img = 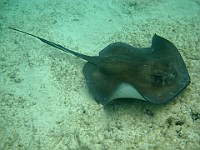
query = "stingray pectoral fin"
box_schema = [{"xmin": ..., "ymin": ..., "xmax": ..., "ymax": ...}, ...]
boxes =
[
  {"xmin": 83, "ymin": 62, "xmax": 120, "ymax": 106},
  {"xmin": 131, "ymin": 34, "xmax": 191, "ymax": 104}
]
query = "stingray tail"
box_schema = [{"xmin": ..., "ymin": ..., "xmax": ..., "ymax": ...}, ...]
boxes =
[{"xmin": 9, "ymin": 27, "xmax": 94, "ymax": 62}]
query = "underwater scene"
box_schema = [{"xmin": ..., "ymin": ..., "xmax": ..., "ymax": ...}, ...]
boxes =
[{"xmin": 0, "ymin": 0, "xmax": 200, "ymax": 149}]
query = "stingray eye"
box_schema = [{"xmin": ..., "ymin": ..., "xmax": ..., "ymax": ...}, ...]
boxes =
[{"xmin": 152, "ymin": 74, "xmax": 164, "ymax": 84}]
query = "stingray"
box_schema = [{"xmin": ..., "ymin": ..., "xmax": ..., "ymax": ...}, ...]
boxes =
[{"xmin": 9, "ymin": 27, "xmax": 190, "ymax": 106}]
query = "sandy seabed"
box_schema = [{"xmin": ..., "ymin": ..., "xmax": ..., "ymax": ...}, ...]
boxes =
[{"xmin": 0, "ymin": 0, "xmax": 200, "ymax": 149}]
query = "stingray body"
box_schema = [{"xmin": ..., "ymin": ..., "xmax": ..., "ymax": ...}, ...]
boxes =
[{"xmin": 9, "ymin": 27, "xmax": 190, "ymax": 106}]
